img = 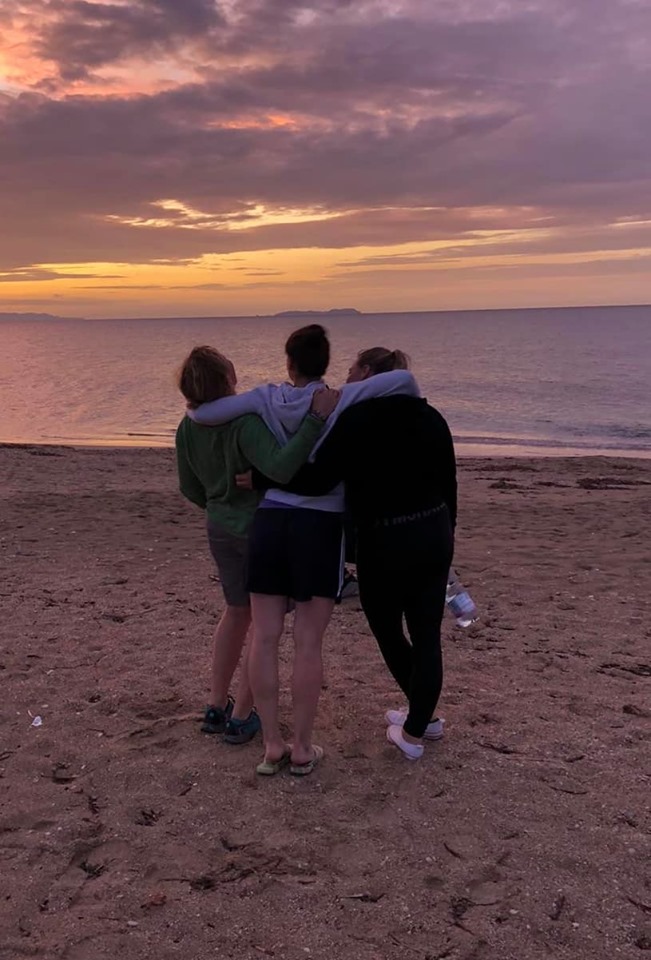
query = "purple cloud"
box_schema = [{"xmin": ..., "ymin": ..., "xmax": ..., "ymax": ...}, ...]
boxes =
[
  {"xmin": 36, "ymin": 0, "xmax": 224, "ymax": 80},
  {"xmin": 0, "ymin": 0, "xmax": 649, "ymax": 287},
  {"xmin": 0, "ymin": 267, "xmax": 125, "ymax": 282}
]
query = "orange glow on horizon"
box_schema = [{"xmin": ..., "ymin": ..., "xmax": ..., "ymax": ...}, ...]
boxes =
[{"xmin": 2, "ymin": 230, "xmax": 651, "ymax": 318}]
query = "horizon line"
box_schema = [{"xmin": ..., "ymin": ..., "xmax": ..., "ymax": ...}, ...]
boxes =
[{"xmin": 2, "ymin": 301, "xmax": 650, "ymax": 322}]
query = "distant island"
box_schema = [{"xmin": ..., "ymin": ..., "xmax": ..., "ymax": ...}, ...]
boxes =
[
  {"xmin": 273, "ymin": 308, "xmax": 362, "ymax": 318},
  {"xmin": 0, "ymin": 312, "xmax": 78, "ymax": 321}
]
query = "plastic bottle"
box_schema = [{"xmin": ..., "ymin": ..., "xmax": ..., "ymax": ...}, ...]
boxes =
[{"xmin": 446, "ymin": 570, "xmax": 479, "ymax": 627}]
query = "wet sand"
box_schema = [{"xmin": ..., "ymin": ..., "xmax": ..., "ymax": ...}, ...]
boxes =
[{"xmin": 1, "ymin": 445, "xmax": 649, "ymax": 960}]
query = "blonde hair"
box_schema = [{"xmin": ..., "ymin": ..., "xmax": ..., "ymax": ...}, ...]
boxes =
[
  {"xmin": 357, "ymin": 346, "xmax": 410, "ymax": 375},
  {"xmin": 178, "ymin": 345, "xmax": 234, "ymax": 409}
]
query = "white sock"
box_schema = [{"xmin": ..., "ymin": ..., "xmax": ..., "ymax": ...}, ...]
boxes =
[{"xmin": 386, "ymin": 724, "xmax": 424, "ymax": 760}]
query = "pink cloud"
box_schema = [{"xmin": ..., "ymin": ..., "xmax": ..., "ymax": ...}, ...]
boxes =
[{"xmin": 0, "ymin": 0, "xmax": 649, "ymax": 284}]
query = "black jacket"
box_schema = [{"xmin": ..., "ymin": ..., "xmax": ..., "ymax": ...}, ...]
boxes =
[{"xmin": 261, "ymin": 395, "xmax": 457, "ymax": 528}]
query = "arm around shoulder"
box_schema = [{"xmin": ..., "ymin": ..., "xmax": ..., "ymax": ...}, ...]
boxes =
[
  {"xmin": 271, "ymin": 410, "xmax": 351, "ymax": 496},
  {"xmin": 339, "ymin": 370, "xmax": 420, "ymax": 407},
  {"xmin": 188, "ymin": 388, "xmax": 264, "ymax": 426},
  {"xmin": 237, "ymin": 413, "xmax": 323, "ymax": 485}
]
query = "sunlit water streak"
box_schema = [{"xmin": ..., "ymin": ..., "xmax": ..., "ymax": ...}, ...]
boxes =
[{"xmin": 1, "ymin": 305, "xmax": 649, "ymax": 457}]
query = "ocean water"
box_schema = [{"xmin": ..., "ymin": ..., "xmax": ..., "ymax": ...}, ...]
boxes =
[{"xmin": 1, "ymin": 305, "xmax": 650, "ymax": 457}]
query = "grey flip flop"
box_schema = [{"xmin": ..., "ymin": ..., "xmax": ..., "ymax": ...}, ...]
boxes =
[
  {"xmin": 290, "ymin": 745, "xmax": 324, "ymax": 777},
  {"xmin": 255, "ymin": 750, "xmax": 291, "ymax": 777}
]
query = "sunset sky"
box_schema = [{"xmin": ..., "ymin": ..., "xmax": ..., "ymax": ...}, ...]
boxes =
[{"xmin": 1, "ymin": 0, "xmax": 650, "ymax": 318}]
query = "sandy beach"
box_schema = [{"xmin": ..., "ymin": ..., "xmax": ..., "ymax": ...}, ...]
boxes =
[{"xmin": 1, "ymin": 444, "xmax": 649, "ymax": 960}]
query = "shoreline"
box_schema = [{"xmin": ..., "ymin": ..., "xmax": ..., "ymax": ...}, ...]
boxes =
[{"xmin": 2, "ymin": 438, "xmax": 649, "ymax": 460}]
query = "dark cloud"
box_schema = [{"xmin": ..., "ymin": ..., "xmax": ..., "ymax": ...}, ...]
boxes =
[
  {"xmin": 76, "ymin": 283, "xmax": 166, "ymax": 290},
  {"xmin": 336, "ymin": 221, "xmax": 651, "ymax": 267},
  {"xmin": 0, "ymin": 0, "xmax": 649, "ymax": 286},
  {"xmin": 76, "ymin": 279, "xmax": 304, "ymax": 291},
  {"xmin": 327, "ymin": 254, "xmax": 651, "ymax": 287},
  {"xmin": 36, "ymin": 0, "xmax": 224, "ymax": 81},
  {"xmin": 0, "ymin": 267, "xmax": 125, "ymax": 282}
]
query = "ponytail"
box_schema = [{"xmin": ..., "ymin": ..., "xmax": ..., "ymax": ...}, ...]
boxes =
[{"xmin": 357, "ymin": 346, "xmax": 410, "ymax": 375}]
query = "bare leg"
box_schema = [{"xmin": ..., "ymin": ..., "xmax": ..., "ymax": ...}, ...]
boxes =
[
  {"xmin": 209, "ymin": 605, "xmax": 251, "ymax": 708},
  {"xmin": 291, "ymin": 598, "xmax": 334, "ymax": 765},
  {"xmin": 231, "ymin": 638, "xmax": 255, "ymax": 720},
  {"xmin": 249, "ymin": 594, "xmax": 287, "ymax": 762}
]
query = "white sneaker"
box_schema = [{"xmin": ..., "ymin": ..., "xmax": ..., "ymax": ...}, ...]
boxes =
[
  {"xmin": 386, "ymin": 724, "xmax": 424, "ymax": 760},
  {"xmin": 384, "ymin": 709, "xmax": 445, "ymax": 741}
]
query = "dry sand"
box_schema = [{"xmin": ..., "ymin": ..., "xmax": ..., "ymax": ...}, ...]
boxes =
[{"xmin": 1, "ymin": 445, "xmax": 649, "ymax": 960}]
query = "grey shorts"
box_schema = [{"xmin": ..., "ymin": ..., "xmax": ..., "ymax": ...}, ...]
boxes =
[{"xmin": 206, "ymin": 518, "xmax": 250, "ymax": 608}]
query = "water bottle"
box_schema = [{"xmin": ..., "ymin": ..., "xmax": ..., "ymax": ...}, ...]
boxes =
[{"xmin": 446, "ymin": 570, "xmax": 478, "ymax": 627}]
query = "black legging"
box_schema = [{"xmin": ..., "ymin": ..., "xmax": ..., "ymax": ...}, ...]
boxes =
[{"xmin": 356, "ymin": 507, "xmax": 453, "ymax": 738}]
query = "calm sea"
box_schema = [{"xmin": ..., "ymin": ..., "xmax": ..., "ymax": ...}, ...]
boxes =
[{"xmin": 1, "ymin": 305, "xmax": 650, "ymax": 457}]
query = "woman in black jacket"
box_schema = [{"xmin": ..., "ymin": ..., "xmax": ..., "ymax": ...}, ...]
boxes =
[{"xmin": 252, "ymin": 347, "xmax": 456, "ymax": 761}]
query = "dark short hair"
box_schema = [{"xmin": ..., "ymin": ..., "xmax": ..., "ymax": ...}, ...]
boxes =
[{"xmin": 285, "ymin": 324, "xmax": 330, "ymax": 378}]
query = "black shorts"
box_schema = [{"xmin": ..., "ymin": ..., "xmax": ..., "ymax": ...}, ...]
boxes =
[{"xmin": 247, "ymin": 506, "xmax": 344, "ymax": 602}]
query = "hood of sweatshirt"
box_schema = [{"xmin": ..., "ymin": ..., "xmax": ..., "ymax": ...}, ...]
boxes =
[{"xmin": 263, "ymin": 380, "xmax": 324, "ymax": 434}]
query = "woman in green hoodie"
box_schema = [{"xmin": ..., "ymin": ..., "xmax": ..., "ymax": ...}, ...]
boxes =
[{"xmin": 175, "ymin": 345, "xmax": 338, "ymax": 745}]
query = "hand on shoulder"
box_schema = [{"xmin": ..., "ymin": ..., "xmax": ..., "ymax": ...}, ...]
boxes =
[{"xmin": 310, "ymin": 387, "xmax": 340, "ymax": 420}]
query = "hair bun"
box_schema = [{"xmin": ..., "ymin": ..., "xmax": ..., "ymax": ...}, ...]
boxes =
[{"xmin": 303, "ymin": 323, "xmax": 327, "ymax": 340}]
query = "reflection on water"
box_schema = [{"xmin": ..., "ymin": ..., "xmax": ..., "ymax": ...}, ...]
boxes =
[{"xmin": 1, "ymin": 306, "xmax": 650, "ymax": 457}]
